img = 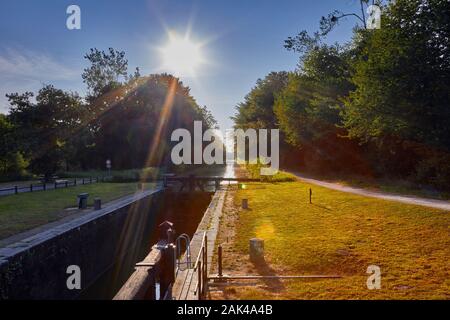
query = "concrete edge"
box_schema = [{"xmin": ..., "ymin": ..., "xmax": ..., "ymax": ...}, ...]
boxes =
[{"xmin": 172, "ymin": 186, "xmax": 227, "ymax": 300}]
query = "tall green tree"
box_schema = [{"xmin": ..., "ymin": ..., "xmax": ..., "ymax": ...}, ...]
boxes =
[
  {"xmin": 7, "ymin": 85, "xmax": 85, "ymax": 178},
  {"xmin": 0, "ymin": 114, "xmax": 28, "ymax": 179},
  {"xmin": 342, "ymin": 0, "xmax": 450, "ymax": 179},
  {"xmin": 92, "ymin": 74, "xmax": 217, "ymax": 169},
  {"xmin": 232, "ymin": 71, "xmax": 289, "ymax": 130},
  {"xmin": 82, "ymin": 48, "xmax": 129, "ymax": 101},
  {"xmin": 343, "ymin": 0, "xmax": 450, "ymax": 147}
]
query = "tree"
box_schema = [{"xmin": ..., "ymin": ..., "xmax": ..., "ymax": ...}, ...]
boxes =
[
  {"xmin": 92, "ymin": 74, "xmax": 217, "ymax": 169},
  {"xmin": 342, "ymin": 0, "xmax": 450, "ymax": 179},
  {"xmin": 285, "ymin": 0, "xmax": 386, "ymax": 54},
  {"xmin": 7, "ymin": 85, "xmax": 85, "ymax": 179},
  {"xmin": 232, "ymin": 71, "xmax": 289, "ymax": 130},
  {"xmin": 0, "ymin": 114, "xmax": 29, "ymax": 179},
  {"xmin": 82, "ymin": 48, "xmax": 129, "ymax": 101}
]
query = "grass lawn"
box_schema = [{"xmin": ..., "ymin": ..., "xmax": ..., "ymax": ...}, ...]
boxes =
[
  {"xmin": 300, "ymin": 173, "xmax": 450, "ymax": 200},
  {"xmin": 0, "ymin": 182, "xmax": 156, "ymax": 240},
  {"xmin": 211, "ymin": 179, "xmax": 450, "ymax": 300}
]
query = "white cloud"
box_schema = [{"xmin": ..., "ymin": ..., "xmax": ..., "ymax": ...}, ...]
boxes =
[
  {"xmin": 0, "ymin": 48, "xmax": 78, "ymax": 81},
  {"xmin": 0, "ymin": 48, "xmax": 80, "ymax": 113}
]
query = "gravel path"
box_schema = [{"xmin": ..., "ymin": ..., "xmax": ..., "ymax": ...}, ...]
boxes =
[{"xmin": 293, "ymin": 173, "xmax": 450, "ymax": 211}]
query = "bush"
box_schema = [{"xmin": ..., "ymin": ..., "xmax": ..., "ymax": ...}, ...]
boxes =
[
  {"xmin": 58, "ymin": 167, "xmax": 162, "ymax": 182},
  {"xmin": 246, "ymin": 163, "xmax": 297, "ymax": 182},
  {"xmin": 0, "ymin": 152, "xmax": 32, "ymax": 182},
  {"xmin": 415, "ymin": 154, "xmax": 450, "ymax": 190}
]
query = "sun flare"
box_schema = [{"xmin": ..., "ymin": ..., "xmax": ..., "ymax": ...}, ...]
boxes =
[{"xmin": 159, "ymin": 32, "xmax": 205, "ymax": 77}]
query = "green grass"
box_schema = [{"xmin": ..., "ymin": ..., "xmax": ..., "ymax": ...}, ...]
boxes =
[
  {"xmin": 0, "ymin": 182, "xmax": 156, "ymax": 240},
  {"xmin": 226, "ymin": 181, "xmax": 449, "ymax": 299}
]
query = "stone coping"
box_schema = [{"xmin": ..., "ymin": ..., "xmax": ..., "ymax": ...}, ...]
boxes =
[{"xmin": 172, "ymin": 186, "xmax": 227, "ymax": 300}]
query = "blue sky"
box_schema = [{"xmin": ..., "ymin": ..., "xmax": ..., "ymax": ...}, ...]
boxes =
[{"xmin": 0, "ymin": 0, "xmax": 362, "ymax": 129}]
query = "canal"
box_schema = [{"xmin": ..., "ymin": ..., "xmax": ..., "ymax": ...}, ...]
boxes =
[{"xmin": 79, "ymin": 191, "xmax": 213, "ymax": 300}]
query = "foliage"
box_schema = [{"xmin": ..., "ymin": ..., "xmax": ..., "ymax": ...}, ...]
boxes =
[
  {"xmin": 1, "ymin": 48, "xmax": 217, "ymax": 180},
  {"xmin": 6, "ymin": 85, "xmax": 84, "ymax": 179},
  {"xmin": 91, "ymin": 74, "xmax": 216, "ymax": 169},
  {"xmin": 232, "ymin": 71, "xmax": 289, "ymax": 130},
  {"xmin": 58, "ymin": 167, "xmax": 161, "ymax": 182},
  {"xmin": 82, "ymin": 48, "xmax": 129, "ymax": 101},
  {"xmin": 235, "ymin": 0, "xmax": 450, "ymax": 188},
  {"xmin": 342, "ymin": 0, "xmax": 450, "ymax": 149},
  {"xmin": 245, "ymin": 163, "xmax": 297, "ymax": 182},
  {"xmin": 0, "ymin": 115, "xmax": 28, "ymax": 179}
]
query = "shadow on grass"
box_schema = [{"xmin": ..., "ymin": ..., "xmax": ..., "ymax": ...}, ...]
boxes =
[
  {"xmin": 252, "ymin": 257, "xmax": 285, "ymax": 292},
  {"xmin": 311, "ymin": 203, "xmax": 332, "ymax": 211}
]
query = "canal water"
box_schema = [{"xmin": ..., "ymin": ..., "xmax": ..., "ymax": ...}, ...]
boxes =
[{"xmin": 79, "ymin": 191, "xmax": 213, "ymax": 300}]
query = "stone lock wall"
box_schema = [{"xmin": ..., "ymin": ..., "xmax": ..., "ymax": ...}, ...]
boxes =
[{"xmin": 0, "ymin": 189, "xmax": 163, "ymax": 300}]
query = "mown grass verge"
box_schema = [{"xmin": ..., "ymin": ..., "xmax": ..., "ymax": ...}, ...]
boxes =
[
  {"xmin": 0, "ymin": 182, "xmax": 156, "ymax": 240},
  {"xmin": 216, "ymin": 180, "xmax": 449, "ymax": 299}
]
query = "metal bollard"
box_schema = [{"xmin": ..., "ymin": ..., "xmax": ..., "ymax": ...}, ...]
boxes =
[
  {"xmin": 249, "ymin": 238, "xmax": 264, "ymax": 262},
  {"xmin": 242, "ymin": 199, "xmax": 248, "ymax": 209},
  {"xmin": 94, "ymin": 198, "xmax": 101, "ymax": 210},
  {"xmin": 77, "ymin": 193, "xmax": 89, "ymax": 209}
]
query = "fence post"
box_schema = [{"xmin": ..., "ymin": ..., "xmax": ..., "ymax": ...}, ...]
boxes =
[
  {"xmin": 215, "ymin": 179, "xmax": 220, "ymax": 191},
  {"xmin": 189, "ymin": 174, "xmax": 195, "ymax": 192},
  {"xmin": 158, "ymin": 221, "xmax": 175, "ymax": 299},
  {"xmin": 74, "ymin": 179, "xmax": 77, "ymax": 186},
  {"xmin": 54, "ymin": 182, "xmax": 57, "ymax": 190},
  {"xmin": 65, "ymin": 181, "xmax": 68, "ymax": 188},
  {"xmin": 197, "ymin": 261, "xmax": 202, "ymax": 300},
  {"xmin": 43, "ymin": 183, "xmax": 46, "ymax": 191},
  {"xmin": 90, "ymin": 177, "xmax": 92, "ymax": 184},
  {"xmin": 202, "ymin": 246, "xmax": 207, "ymax": 297},
  {"xmin": 15, "ymin": 186, "xmax": 18, "ymax": 194},
  {"xmin": 204, "ymin": 235, "xmax": 208, "ymax": 294},
  {"xmin": 218, "ymin": 245, "xmax": 223, "ymax": 278},
  {"xmin": 82, "ymin": 178, "xmax": 84, "ymax": 185},
  {"xmin": 30, "ymin": 184, "xmax": 33, "ymax": 192}
]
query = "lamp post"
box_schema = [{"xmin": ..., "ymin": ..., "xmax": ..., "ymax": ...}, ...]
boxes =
[{"xmin": 106, "ymin": 159, "xmax": 111, "ymax": 177}]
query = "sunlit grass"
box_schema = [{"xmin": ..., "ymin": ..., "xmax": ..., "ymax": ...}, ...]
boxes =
[
  {"xmin": 244, "ymin": 164, "xmax": 297, "ymax": 182},
  {"xmin": 224, "ymin": 181, "xmax": 449, "ymax": 299},
  {"xmin": 0, "ymin": 182, "xmax": 155, "ymax": 241}
]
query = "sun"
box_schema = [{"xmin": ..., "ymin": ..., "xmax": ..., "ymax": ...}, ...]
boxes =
[{"xmin": 159, "ymin": 32, "xmax": 205, "ymax": 77}]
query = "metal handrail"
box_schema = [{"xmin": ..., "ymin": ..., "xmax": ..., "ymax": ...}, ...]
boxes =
[
  {"xmin": 192, "ymin": 232, "xmax": 208, "ymax": 300},
  {"xmin": 193, "ymin": 232, "xmax": 207, "ymax": 270},
  {"xmin": 176, "ymin": 233, "xmax": 192, "ymax": 271}
]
